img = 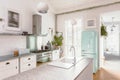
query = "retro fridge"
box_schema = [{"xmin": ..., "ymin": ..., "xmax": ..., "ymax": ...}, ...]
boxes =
[{"xmin": 81, "ymin": 30, "xmax": 98, "ymax": 73}]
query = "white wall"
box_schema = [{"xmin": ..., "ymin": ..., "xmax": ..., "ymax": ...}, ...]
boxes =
[
  {"xmin": 0, "ymin": 0, "xmax": 33, "ymax": 34},
  {"xmin": 0, "ymin": 0, "xmax": 55, "ymax": 56},
  {"xmin": 40, "ymin": 12, "xmax": 55, "ymax": 45},
  {"xmin": 0, "ymin": 36, "xmax": 26, "ymax": 56},
  {"xmin": 57, "ymin": 3, "xmax": 120, "ymax": 32},
  {"xmin": 0, "ymin": 0, "xmax": 33, "ymax": 56},
  {"xmin": 57, "ymin": 3, "xmax": 120, "ymax": 62}
]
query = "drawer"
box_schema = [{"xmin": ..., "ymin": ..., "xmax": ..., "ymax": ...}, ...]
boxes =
[
  {"xmin": 0, "ymin": 64, "xmax": 18, "ymax": 71},
  {"xmin": 20, "ymin": 62, "xmax": 36, "ymax": 72},
  {"xmin": 20, "ymin": 55, "xmax": 36, "ymax": 64},
  {"xmin": 0, "ymin": 58, "xmax": 18, "ymax": 69}
]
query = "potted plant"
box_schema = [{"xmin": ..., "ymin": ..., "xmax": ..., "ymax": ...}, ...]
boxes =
[
  {"xmin": 101, "ymin": 23, "xmax": 108, "ymax": 37},
  {"xmin": 51, "ymin": 32, "xmax": 63, "ymax": 59},
  {"xmin": 52, "ymin": 32, "xmax": 63, "ymax": 49}
]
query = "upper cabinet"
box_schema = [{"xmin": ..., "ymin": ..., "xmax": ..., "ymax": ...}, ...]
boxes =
[
  {"xmin": 33, "ymin": 14, "xmax": 48, "ymax": 36},
  {"xmin": 41, "ymin": 14, "xmax": 49, "ymax": 36}
]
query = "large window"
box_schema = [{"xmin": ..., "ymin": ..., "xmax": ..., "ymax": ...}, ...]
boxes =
[{"xmin": 65, "ymin": 19, "xmax": 82, "ymax": 57}]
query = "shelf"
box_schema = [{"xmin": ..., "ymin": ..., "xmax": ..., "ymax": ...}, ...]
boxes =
[{"xmin": 0, "ymin": 33, "xmax": 33, "ymax": 36}]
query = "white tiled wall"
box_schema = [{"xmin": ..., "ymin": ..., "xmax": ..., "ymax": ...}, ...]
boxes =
[{"xmin": 0, "ymin": 36, "xmax": 26, "ymax": 56}]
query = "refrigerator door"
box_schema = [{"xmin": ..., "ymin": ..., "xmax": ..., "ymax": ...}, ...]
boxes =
[{"xmin": 81, "ymin": 30, "xmax": 98, "ymax": 73}]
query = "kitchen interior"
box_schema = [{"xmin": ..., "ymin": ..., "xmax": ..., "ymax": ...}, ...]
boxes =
[{"xmin": 0, "ymin": 0, "xmax": 120, "ymax": 80}]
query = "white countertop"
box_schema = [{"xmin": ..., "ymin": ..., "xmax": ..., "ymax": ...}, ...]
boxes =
[
  {"xmin": 5, "ymin": 58, "xmax": 92, "ymax": 80},
  {"xmin": 0, "ymin": 53, "xmax": 35, "ymax": 62}
]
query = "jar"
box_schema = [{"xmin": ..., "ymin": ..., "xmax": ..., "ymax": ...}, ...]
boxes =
[{"xmin": 14, "ymin": 50, "xmax": 19, "ymax": 57}]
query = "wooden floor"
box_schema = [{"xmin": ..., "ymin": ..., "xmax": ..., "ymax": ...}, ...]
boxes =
[
  {"xmin": 93, "ymin": 55, "xmax": 120, "ymax": 80},
  {"xmin": 93, "ymin": 68, "xmax": 120, "ymax": 80}
]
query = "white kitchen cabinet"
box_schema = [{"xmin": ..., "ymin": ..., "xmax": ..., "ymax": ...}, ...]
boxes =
[
  {"xmin": 75, "ymin": 61, "xmax": 93, "ymax": 80},
  {"xmin": 20, "ymin": 54, "xmax": 36, "ymax": 72},
  {"xmin": 51, "ymin": 50, "xmax": 60, "ymax": 60},
  {"xmin": 0, "ymin": 58, "xmax": 19, "ymax": 80}
]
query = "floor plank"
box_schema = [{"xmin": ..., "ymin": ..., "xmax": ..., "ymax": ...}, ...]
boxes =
[
  {"xmin": 94, "ymin": 54, "xmax": 120, "ymax": 80},
  {"xmin": 93, "ymin": 68, "xmax": 120, "ymax": 80}
]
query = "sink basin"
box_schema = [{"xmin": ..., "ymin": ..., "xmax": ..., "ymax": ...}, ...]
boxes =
[
  {"xmin": 60, "ymin": 57, "xmax": 83, "ymax": 63},
  {"xmin": 48, "ymin": 61, "xmax": 73, "ymax": 69},
  {"xmin": 48, "ymin": 57, "xmax": 83, "ymax": 69}
]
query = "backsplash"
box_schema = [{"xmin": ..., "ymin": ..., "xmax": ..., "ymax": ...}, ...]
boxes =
[{"xmin": 0, "ymin": 36, "xmax": 26, "ymax": 56}]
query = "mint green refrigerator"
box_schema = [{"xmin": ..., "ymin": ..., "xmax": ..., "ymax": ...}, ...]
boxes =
[{"xmin": 81, "ymin": 30, "xmax": 98, "ymax": 73}]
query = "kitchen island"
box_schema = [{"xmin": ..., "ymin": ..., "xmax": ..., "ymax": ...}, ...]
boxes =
[{"xmin": 4, "ymin": 58, "xmax": 93, "ymax": 80}]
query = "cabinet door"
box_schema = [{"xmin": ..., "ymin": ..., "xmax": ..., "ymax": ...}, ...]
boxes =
[
  {"xmin": 75, "ymin": 61, "xmax": 93, "ymax": 80},
  {"xmin": 41, "ymin": 15, "xmax": 49, "ymax": 35},
  {"xmin": 0, "ymin": 58, "xmax": 19, "ymax": 79},
  {"xmin": 2, "ymin": 67, "xmax": 18, "ymax": 79}
]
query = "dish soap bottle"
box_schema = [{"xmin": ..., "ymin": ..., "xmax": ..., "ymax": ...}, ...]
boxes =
[{"xmin": 47, "ymin": 41, "xmax": 51, "ymax": 50}]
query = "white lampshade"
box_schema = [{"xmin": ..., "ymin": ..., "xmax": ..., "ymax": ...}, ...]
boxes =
[{"xmin": 37, "ymin": 2, "xmax": 49, "ymax": 13}]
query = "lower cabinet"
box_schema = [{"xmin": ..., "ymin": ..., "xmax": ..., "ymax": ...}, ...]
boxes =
[
  {"xmin": 0, "ymin": 54, "xmax": 36, "ymax": 79},
  {"xmin": 0, "ymin": 58, "xmax": 19, "ymax": 79},
  {"xmin": 20, "ymin": 54, "xmax": 36, "ymax": 72},
  {"xmin": 75, "ymin": 61, "xmax": 93, "ymax": 80}
]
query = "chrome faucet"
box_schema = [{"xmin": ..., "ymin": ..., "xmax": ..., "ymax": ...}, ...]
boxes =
[{"xmin": 70, "ymin": 46, "xmax": 76, "ymax": 65}]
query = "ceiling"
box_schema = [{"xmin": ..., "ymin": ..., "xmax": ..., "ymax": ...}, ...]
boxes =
[
  {"xmin": 47, "ymin": 0, "xmax": 120, "ymax": 14},
  {"xmin": 49, "ymin": 0, "xmax": 94, "ymax": 13}
]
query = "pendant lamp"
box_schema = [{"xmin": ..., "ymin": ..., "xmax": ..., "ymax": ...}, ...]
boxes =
[{"xmin": 37, "ymin": 2, "xmax": 49, "ymax": 13}]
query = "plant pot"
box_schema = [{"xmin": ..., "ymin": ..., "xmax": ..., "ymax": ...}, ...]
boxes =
[{"xmin": 51, "ymin": 50, "xmax": 60, "ymax": 60}]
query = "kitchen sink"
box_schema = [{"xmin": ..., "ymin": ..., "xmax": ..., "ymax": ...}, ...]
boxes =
[
  {"xmin": 48, "ymin": 57, "xmax": 83, "ymax": 69},
  {"xmin": 60, "ymin": 57, "xmax": 83, "ymax": 63},
  {"xmin": 48, "ymin": 61, "xmax": 73, "ymax": 69}
]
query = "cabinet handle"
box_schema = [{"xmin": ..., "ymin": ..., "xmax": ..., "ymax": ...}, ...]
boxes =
[
  {"xmin": 6, "ymin": 62, "xmax": 10, "ymax": 65},
  {"xmin": 16, "ymin": 66, "xmax": 17, "ymax": 69},
  {"xmin": 28, "ymin": 64, "xmax": 31, "ymax": 66},
  {"xmin": 28, "ymin": 58, "xmax": 31, "ymax": 60}
]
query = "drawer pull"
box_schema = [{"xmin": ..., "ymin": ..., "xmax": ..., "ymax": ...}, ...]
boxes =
[
  {"xmin": 28, "ymin": 64, "xmax": 31, "ymax": 66},
  {"xmin": 28, "ymin": 58, "xmax": 31, "ymax": 60},
  {"xmin": 6, "ymin": 62, "xmax": 10, "ymax": 65}
]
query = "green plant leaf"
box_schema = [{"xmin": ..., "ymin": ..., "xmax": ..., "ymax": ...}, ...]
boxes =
[
  {"xmin": 101, "ymin": 23, "xmax": 107, "ymax": 37},
  {"xmin": 52, "ymin": 34, "xmax": 63, "ymax": 46}
]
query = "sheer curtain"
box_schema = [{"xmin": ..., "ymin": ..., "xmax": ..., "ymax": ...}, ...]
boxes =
[{"xmin": 64, "ymin": 19, "xmax": 82, "ymax": 58}]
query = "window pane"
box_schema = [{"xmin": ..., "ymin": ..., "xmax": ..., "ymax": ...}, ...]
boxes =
[{"xmin": 65, "ymin": 19, "xmax": 82, "ymax": 57}]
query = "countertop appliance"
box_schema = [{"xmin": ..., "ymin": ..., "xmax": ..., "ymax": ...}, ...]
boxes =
[{"xmin": 32, "ymin": 50, "xmax": 52, "ymax": 63}]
